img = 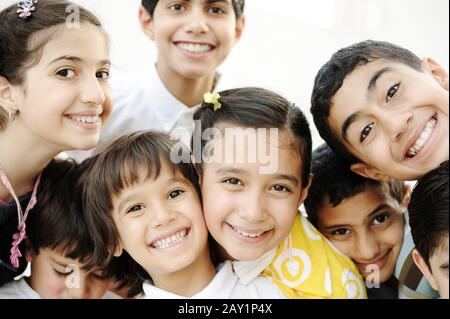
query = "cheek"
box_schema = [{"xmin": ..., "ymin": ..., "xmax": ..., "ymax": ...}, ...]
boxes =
[
  {"xmin": 116, "ymin": 220, "xmax": 145, "ymax": 248},
  {"xmin": 90, "ymin": 280, "xmax": 110, "ymax": 298},
  {"xmin": 101, "ymin": 85, "xmax": 113, "ymax": 120},
  {"xmin": 202, "ymin": 185, "xmax": 230, "ymax": 222},
  {"xmin": 328, "ymin": 239, "xmax": 353, "ymax": 259}
]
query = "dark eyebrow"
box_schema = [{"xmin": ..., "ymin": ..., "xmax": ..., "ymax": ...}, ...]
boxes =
[
  {"xmin": 206, "ymin": 0, "xmax": 231, "ymax": 4},
  {"xmin": 273, "ymin": 174, "xmax": 299, "ymax": 186},
  {"xmin": 342, "ymin": 111, "xmax": 361, "ymax": 143},
  {"xmin": 367, "ymin": 203, "xmax": 392, "ymax": 218},
  {"xmin": 368, "ymin": 67, "xmax": 392, "ymax": 92},
  {"xmin": 47, "ymin": 55, "xmax": 111, "ymax": 67},
  {"xmin": 216, "ymin": 167, "xmax": 247, "ymax": 176}
]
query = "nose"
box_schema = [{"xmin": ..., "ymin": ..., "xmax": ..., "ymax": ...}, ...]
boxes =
[
  {"xmin": 184, "ymin": 8, "xmax": 209, "ymax": 34},
  {"xmin": 150, "ymin": 202, "xmax": 177, "ymax": 228},
  {"xmin": 69, "ymin": 275, "xmax": 91, "ymax": 299},
  {"xmin": 80, "ymin": 74, "xmax": 106, "ymax": 106},
  {"xmin": 380, "ymin": 110, "xmax": 413, "ymax": 142},
  {"xmin": 354, "ymin": 232, "xmax": 381, "ymax": 262},
  {"xmin": 237, "ymin": 190, "xmax": 267, "ymax": 224}
]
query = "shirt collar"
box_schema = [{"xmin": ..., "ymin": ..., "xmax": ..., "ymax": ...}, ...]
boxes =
[
  {"xmin": 143, "ymin": 261, "xmax": 236, "ymax": 299},
  {"xmin": 145, "ymin": 65, "xmax": 221, "ymax": 132},
  {"xmin": 231, "ymin": 249, "xmax": 278, "ymax": 285}
]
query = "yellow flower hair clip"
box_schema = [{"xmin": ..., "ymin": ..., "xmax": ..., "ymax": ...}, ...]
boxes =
[{"xmin": 204, "ymin": 92, "xmax": 222, "ymax": 111}]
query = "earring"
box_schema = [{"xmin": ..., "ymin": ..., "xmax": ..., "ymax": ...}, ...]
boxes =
[{"xmin": 8, "ymin": 110, "xmax": 16, "ymax": 122}]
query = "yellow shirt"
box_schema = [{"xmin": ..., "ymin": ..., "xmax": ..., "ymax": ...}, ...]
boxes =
[{"xmin": 262, "ymin": 215, "xmax": 367, "ymax": 299}]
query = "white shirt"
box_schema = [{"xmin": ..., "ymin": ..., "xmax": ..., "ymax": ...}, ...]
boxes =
[
  {"xmin": 0, "ymin": 278, "xmax": 40, "ymax": 299},
  {"xmin": 142, "ymin": 261, "xmax": 286, "ymax": 299},
  {"xmin": 64, "ymin": 65, "xmax": 216, "ymax": 162},
  {"xmin": 0, "ymin": 278, "xmax": 121, "ymax": 299}
]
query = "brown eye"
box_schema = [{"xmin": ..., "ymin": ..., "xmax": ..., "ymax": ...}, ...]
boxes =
[
  {"xmin": 168, "ymin": 190, "xmax": 183, "ymax": 199},
  {"xmin": 333, "ymin": 228, "xmax": 351, "ymax": 236},
  {"xmin": 126, "ymin": 204, "xmax": 144, "ymax": 214},
  {"xmin": 360, "ymin": 123, "xmax": 374, "ymax": 143},
  {"xmin": 56, "ymin": 68, "xmax": 76, "ymax": 79},
  {"xmin": 386, "ymin": 83, "xmax": 400, "ymax": 102},
  {"xmin": 225, "ymin": 178, "xmax": 241, "ymax": 186},
  {"xmin": 373, "ymin": 214, "xmax": 389, "ymax": 225}
]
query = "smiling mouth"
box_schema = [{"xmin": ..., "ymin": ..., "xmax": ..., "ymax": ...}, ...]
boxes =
[
  {"xmin": 228, "ymin": 223, "xmax": 269, "ymax": 239},
  {"xmin": 150, "ymin": 228, "xmax": 189, "ymax": 250},
  {"xmin": 175, "ymin": 42, "xmax": 215, "ymax": 54},
  {"xmin": 66, "ymin": 115, "xmax": 101, "ymax": 125},
  {"xmin": 406, "ymin": 115, "xmax": 437, "ymax": 159}
]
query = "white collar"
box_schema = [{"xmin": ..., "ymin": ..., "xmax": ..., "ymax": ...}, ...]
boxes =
[
  {"xmin": 143, "ymin": 261, "xmax": 237, "ymax": 299},
  {"xmin": 143, "ymin": 65, "xmax": 221, "ymax": 132},
  {"xmin": 18, "ymin": 278, "xmax": 41, "ymax": 299},
  {"xmin": 141, "ymin": 65, "xmax": 188, "ymax": 132},
  {"xmin": 231, "ymin": 248, "xmax": 277, "ymax": 285}
]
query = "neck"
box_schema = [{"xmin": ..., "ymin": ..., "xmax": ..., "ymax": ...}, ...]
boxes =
[
  {"xmin": 155, "ymin": 62, "xmax": 216, "ymax": 108},
  {"xmin": 0, "ymin": 125, "xmax": 58, "ymax": 202},
  {"xmin": 150, "ymin": 245, "xmax": 216, "ymax": 297}
]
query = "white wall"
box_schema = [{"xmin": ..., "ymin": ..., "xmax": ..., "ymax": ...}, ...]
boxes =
[{"xmin": 1, "ymin": 0, "xmax": 449, "ymax": 148}]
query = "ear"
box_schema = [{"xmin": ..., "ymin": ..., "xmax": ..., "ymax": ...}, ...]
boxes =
[
  {"xmin": 233, "ymin": 16, "xmax": 246, "ymax": 44},
  {"xmin": 139, "ymin": 6, "xmax": 155, "ymax": 41},
  {"xmin": 24, "ymin": 239, "xmax": 35, "ymax": 263},
  {"xmin": 422, "ymin": 57, "xmax": 449, "ymax": 91},
  {"xmin": 412, "ymin": 249, "xmax": 439, "ymax": 292},
  {"xmin": 0, "ymin": 76, "xmax": 19, "ymax": 115},
  {"xmin": 113, "ymin": 243, "xmax": 123, "ymax": 257},
  {"xmin": 298, "ymin": 174, "xmax": 313, "ymax": 206},
  {"xmin": 350, "ymin": 162, "xmax": 390, "ymax": 181}
]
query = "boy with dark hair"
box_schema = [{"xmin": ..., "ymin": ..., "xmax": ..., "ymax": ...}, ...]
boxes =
[
  {"xmin": 409, "ymin": 161, "xmax": 449, "ymax": 299},
  {"xmin": 95, "ymin": 0, "xmax": 246, "ymax": 152},
  {"xmin": 0, "ymin": 160, "xmax": 118, "ymax": 299},
  {"xmin": 310, "ymin": 40, "xmax": 448, "ymax": 182},
  {"xmin": 305, "ymin": 144, "xmax": 438, "ymax": 299}
]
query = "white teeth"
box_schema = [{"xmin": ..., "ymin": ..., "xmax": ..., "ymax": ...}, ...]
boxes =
[
  {"xmin": 177, "ymin": 43, "xmax": 212, "ymax": 53},
  {"xmin": 151, "ymin": 229, "xmax": 188, "ymax": 249},
  {"xmin": 231, "ymin": 225, "xmax": 265, "ymax": 238},
  {"xmin": 70, "ymin": 115, "xmax": 99, "ymax": 124},
  {"xmin": 407, "ymin": 117, "xmax": 437, "ymax": 158}
]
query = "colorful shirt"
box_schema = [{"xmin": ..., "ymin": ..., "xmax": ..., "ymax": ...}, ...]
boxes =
[{"xmin": 233, "ymin": 215, "xmax": 367, "ymax": 299}]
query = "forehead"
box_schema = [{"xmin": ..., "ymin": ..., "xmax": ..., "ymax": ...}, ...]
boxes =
[
  {"xmin": 35, "ymin": 23, "xmax": 108, "ymax": 66},
  {"xmin": 205, "ymin": 126, "xmax": 302, "ymax": 170}
]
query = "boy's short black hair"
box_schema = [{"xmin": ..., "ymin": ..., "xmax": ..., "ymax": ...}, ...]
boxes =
[
  {"xmin": 193, "ymin": 87, "xmax": 312, "ymax": 187},
  {"xmin": 141, "ymin": 0, "xmax": 245, "ymax": 18},
  {"xmin": 408, "ymin": 161, "xmax": 449, "ymax": 268},
  {"xmin": 82, "ymin": 131, "xmax": 201, "ymax": 297},
  {"xmin": 27, "ymin": 160, "xmax": 97, "ymax": 267},
  {"xmin": 305, "ymin": 144, "xmax": 407, "ymax": 227},
  {"xmin": 310, "ymin": 40, "xmax": 424, "ymax": 164}
]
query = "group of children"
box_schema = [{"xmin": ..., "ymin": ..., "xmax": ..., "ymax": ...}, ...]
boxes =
[{"xmin": 0, "ymin": 0, "xmax": 448, "ymax": 299}]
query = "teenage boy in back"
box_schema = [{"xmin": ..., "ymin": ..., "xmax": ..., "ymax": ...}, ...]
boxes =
[
  {"xmin": 310, "ymin": 40, "xmax": 448, "ymax": 182},
  {"xmin": 305, "ymin": 144, "xmax": 439, "ymax": 299},
  {"xmin": 97, "ymin": 0, "xmax": 245, "ymax": 151}
]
